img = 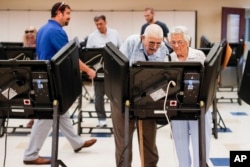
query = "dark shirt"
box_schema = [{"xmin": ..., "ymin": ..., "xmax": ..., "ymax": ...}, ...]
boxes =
[{"xmin": 140, "ymin": 20, "xmax": 169, "ymax": 38}]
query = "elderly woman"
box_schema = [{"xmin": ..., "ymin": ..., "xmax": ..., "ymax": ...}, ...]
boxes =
[{"xmin": 168, "ymin": 25, "xmax": 212, "ymax": 167}]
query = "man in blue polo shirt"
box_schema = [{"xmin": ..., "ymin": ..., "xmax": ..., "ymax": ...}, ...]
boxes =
[{"xmin": 23, "ymin": 2, "xmax": 97, "ymax": 165}]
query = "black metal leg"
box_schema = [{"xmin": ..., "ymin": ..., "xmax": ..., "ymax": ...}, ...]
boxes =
[
  {"xmin": 217, "ymin": 110, "xmax": 227, "ymax": 130},
  {"xmin": 51, "ymin": 100, "xmax": 67, "ymax": 167},
  {"xmin": 0, "ymin": 118, "xmax": 6, "ymax": 137},
  {"xmin": 212, "ymin": 99, "xmax": 218, "ymax": 139}
]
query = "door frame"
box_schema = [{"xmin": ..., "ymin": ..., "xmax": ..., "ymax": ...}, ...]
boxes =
[{"xmin": 221, "ymin": 7, "xmax": 245, "ymax": 41}]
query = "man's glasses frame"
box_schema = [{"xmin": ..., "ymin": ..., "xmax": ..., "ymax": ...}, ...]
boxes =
[{"xmin": 148, "ymin": 41, "xmax": 162, "ymax": 48}]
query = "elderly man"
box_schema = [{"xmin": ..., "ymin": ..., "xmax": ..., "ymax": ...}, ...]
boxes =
[{"xmin": 111, "ymin": 24, "xmax": 169, "ymax": 167}]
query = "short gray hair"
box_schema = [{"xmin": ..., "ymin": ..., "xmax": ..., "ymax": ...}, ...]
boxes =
[
  {"xmin": 94, "ymin": 15, "xmax": 106, "ymax": 22},
  {"xmin": 143, "ymin": 24, "xmax": 163, "ymax": 39},
  {"xmin": 168, "ymin": 25, "xmax": 191, "ymax": 43}
]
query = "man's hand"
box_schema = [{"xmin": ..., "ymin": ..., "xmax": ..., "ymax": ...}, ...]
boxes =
[{"xmin": 86, "ymin": 68, "xmax": 96, "ymax": 80}]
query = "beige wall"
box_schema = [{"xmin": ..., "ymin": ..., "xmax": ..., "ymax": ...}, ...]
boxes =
[{"xmin": 1, "ymin": 0, "xmax": 250, "ymax": 46}]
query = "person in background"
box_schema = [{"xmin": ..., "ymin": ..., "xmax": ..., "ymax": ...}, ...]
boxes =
[
  {"xmin": 167, "ymin": 25, "xmax": 212, "ymax": 167},
  {"xmin": 23, "ymin": 26, "xmax": 37, "ymax": 128},
  {"xmin": 141, "ymin": 7, "xmax": 169, "ymax": 42},
  {"xmin": 86, "ymin": 14, "xmax": 122, "ymax": 128},
  {"xmin": 23, "ymin": 2, "xmax": 97, "ymax": 165},
  {"xmin": 23, "ymin": 26, "xmax": 37, "ymax": 47},
  {"xmin": 111, "ymin": 24, "xmax": 169, "ymax": 167}
]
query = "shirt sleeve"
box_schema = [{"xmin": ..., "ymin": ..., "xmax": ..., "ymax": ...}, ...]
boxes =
[
  {"xmin": 86, "ymin": 34, "xmax": 94, "ymax": 48},
  {"xmin": 119, "ymin": 36, "xmax": 133, "ymax": 59}
]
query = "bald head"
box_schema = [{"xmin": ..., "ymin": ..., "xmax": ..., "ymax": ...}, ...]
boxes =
[{"xmin": 143, "ymin": 24, "xmax": 163, "ymax": 40}]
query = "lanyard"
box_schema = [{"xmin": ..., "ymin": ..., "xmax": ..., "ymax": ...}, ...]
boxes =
[{"xmin": 143, "ymin": 51, "xmax": 149, "ymax": 61}]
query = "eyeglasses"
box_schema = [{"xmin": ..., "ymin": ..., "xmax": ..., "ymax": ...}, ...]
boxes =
[
  {"xmin": 148, "ymin": 41, "xmax": 161, "ymax": 48},
  {"xmin": 57, "ymin": 2, "xmax": 65, "ymax": 11},
  {"xmin": 25, "ymin": 30, "xmax": 35, "ymax": 34},
  {"xmin": 170, "ymin": 40, "xmax": 184, "ymax": 46}
]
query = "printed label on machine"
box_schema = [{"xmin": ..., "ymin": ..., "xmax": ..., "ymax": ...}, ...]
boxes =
[{"xmin": 150, "ymin": 88, "xmax": 165, "ymax": 101}]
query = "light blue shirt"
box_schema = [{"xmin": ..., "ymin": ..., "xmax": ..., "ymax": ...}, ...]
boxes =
[
  {"xmin": 86, "ymin": 27, "xmax": 122, "ymax": 48},
  {"xmin": 119, "ymin": 34, "xmax": 169, "ymax": 66}
]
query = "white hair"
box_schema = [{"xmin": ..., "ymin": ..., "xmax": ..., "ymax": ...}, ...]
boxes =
[
  {"xmin": 168, "ymin": 25, "xmax": 191, "ymax": 43},
  {"xmin": 143, "ymin": 24, "xmax": 163, "ymax": 39}
]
